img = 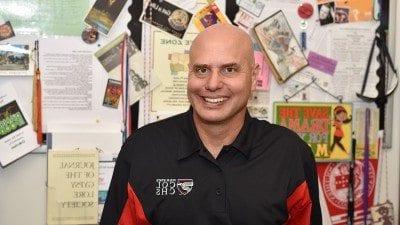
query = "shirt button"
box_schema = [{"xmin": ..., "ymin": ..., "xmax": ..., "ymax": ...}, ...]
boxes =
[{"xmin": 216, "ymin": 188, "xmax": 222, "ymax": 196}]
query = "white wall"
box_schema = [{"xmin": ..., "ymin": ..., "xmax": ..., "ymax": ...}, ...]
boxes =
[{"xmin": 0, "ymin": 153, "xmax": 47, "ymax": 225}]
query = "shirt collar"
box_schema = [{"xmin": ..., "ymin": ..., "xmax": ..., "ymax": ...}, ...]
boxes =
[{"xmin": 177, "ymin": 107, "xmax": 254, "ymax": 160}]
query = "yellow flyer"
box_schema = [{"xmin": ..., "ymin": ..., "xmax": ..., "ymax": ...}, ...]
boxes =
[
  {"xmin": 151, "ymin": 30, "xmax": 197, "ymax": 113},
  {"xmin": 47, "ymin": 150, "xmax": 99, "ymax": 225},
  {"xmin": 274, "ymin": 102, "xmax": 353, "ymax": 162}
]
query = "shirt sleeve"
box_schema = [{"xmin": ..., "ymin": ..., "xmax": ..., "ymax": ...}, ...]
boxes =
[
  {"xmin": 285, "ymin": 140, "xmax": 322, "ymax": 225},
  {"xmin": 300, "ymin": 143, "xmax": 322, "ymax": 225},
  {"xmin": 100, "ymin": 138, "xmax": 151, "ymax": 225},
  {"xmin": 100, "ymin": 141, "xmax": 131, "ymax": 225}
]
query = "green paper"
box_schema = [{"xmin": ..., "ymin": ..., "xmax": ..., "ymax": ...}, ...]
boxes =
[{"xmin": 0, "ymin": 0, "xmax": 89, "ymax": 36}]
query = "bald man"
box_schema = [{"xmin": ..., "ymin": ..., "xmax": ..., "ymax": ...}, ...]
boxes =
[{"xmin": 100, "ymin": 24, "xmax": 321, "ymax": 225}]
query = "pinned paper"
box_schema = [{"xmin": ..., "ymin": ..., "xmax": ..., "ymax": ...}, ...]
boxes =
[
  {"xmin": 307, "ymin": 51, "xmax": 338, "ymax": 75},
  {"xmin": 254, "ymin": 51, "xmax": 270, "ymax": 91}
]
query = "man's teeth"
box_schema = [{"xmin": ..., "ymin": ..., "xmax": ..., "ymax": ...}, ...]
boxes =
[{"xmin": 204, "ymin": 97, "xmax": 226, "ymax": 103}]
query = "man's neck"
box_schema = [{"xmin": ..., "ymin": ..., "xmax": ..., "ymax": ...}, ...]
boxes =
[{"xmin": 193, "ymin": 110, "xmax": 246, "ymax": 159}]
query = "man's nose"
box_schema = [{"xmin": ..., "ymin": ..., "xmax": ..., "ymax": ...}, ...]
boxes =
[{"xmin": 205, "ymin": 69, "xmax": 223, "ymax": 91}]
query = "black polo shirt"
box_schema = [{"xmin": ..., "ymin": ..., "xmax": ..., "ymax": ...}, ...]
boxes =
[{"xmin": 100, "ymin": 109, "xmax": 322, "ymax": 225}]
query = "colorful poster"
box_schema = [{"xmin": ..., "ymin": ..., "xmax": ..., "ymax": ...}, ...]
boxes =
[
  {"xmin": 274, "ymin": 102, "xmax": 353, "ymax": 162},
  {"xmin": 317, "ymin": 160, "xmax": 377, "ymax": 224}
]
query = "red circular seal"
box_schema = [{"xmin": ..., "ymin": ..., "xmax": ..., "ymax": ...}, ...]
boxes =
[
  {"xmin": 322, "ymin": 161, "xmax": 375, "ymax": 210},
  {"xmin": 298, "ymin": 3, "xmax": 314, "ymax": 19}
]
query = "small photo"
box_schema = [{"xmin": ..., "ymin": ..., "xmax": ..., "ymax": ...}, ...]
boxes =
[
  {"xmin": 0, "ymin": 45, "xmax": 30, "ymax": 71},
  {"xmin": 95, "ymin": 34, "xmax": 139, "ymax": 73},
  {"xmin": 0, "ymin": 100, "xmax": 28, "ymax": 139},
  {"xmin": 130, "ymin": 69, "xmax": 148, "ymax": 92},
  {"xmin": 335, "ymin": 7, "xmax": 349, "ymax": 23},
  {"xmin": 84, "ymin": 0, "xmax": 128, "ymax": 35},
  {"xmin": 0, "ymin": 21, "xmax": 15, "ymax": 41},
  {"xmin": 193, "ymin": 3, "xmax": 230, "ymax": 32},
  {"xmin": 103, "ymin": 79, "xmax": 122, "ymax": 108},
  {"xmin": 318, "ymin": 1, "xmax": 335, "ymax": 26}
]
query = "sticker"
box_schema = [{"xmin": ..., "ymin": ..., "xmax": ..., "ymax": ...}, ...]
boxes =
[
  {"xmin": 81, "ymin": 27, "xmax": 99, "ymax": 44},
  {"xmin": 298, "ymin": 3, "xmax": 314, "ymax": 19}
]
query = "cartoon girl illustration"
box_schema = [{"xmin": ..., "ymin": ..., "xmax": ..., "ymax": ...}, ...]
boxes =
[{"xmin": 330, "ymin": 106, "xmax": 352, "ymax": 153}]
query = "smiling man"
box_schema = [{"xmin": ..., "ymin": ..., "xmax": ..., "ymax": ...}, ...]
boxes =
[{"xmin": 101, "ymin": 24, "xmax": 322, "ymax": 225}]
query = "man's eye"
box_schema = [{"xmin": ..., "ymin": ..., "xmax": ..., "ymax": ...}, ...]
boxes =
[
  {"xmin": 221, "ymin": 67, "xmax": 237, "ymax": 74},
  {"xmin": 196, "ymin": 67, "xmax": 209, "ymax": 74}
]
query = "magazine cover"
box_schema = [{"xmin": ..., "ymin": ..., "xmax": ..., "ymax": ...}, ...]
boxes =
[{"xmin": 274, "ymin": 102, "xmax": 352, "ymax": 162}]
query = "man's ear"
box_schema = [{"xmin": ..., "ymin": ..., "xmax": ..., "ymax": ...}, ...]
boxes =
[{"xmin": 251, "ymin": 63, "xmax": 260, "ymax": 91}]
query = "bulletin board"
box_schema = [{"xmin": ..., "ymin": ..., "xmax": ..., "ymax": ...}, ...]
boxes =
[{"xmin": 0, "ymin": 0, "xmax": 399, "ymax": 224}]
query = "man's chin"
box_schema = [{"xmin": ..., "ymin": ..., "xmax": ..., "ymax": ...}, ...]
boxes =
[{"xmin": 193, "ymin": 110, "xmax": 228, "ymax": 124}]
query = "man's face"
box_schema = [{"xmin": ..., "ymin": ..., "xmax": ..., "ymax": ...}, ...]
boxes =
[{"xmin": 187, "ymin": 36, "xmax": 257, "ymax": 123}]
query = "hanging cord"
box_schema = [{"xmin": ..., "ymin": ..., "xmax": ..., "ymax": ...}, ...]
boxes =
[{"xmin": 283, "ymin": 77, "xmax": 343, "ymax": 102}]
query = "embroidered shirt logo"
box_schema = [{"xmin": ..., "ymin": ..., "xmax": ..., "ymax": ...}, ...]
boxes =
[
  {"xmin": 177, "ymin": 179, "xmax": 194, "ymax": 195},
  {"xmin": 155, "ymin": 178, "xmax": 194, "ymax": 196}
]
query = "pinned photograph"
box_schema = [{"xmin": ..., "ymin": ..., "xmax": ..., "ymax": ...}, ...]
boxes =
[
  {"xmin": 0, "ymin": 44, "xmax": 34, "ymax": 76},
  {"xmin": 95, "ymin": 33, "xmax": 139, "ymax": 73},
  {"xmin": 0, "ymin": 100, "xmax": 28, "ymax": 140},
  {"xmin": 318, "ymin": 1, "xmax": 335, "ymax": 26},
  {"xmin": 140, "ymin": 0, "xmax": 192, "ymax": 39},
  {"xmin": 0, "ymin": 21, "xmax": 15, "ymax": 41},
  {"xmin": 254, "ymin": 10, "xmax": 308, "ymax": 83},
  {"xmin": 193, "ymin": 2, "xmax": 230, "ymax": 32},
  {"xmin": 334, "ymin": 7, "xmax": 349, "ymax": 23},
  {"xmin": 84, "ymin": 0, "xmax": 128, "ymax": 35},
  {"xmin": 103, "ymin": 79, "xmax": 122, "ymax": 108}
]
